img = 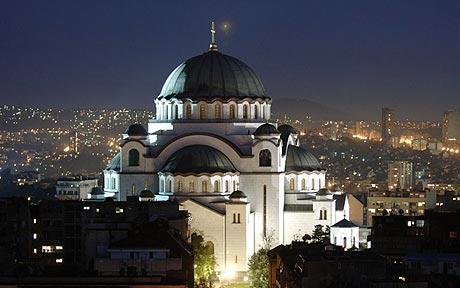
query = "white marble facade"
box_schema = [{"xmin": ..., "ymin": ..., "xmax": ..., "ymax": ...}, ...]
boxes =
[{"xmin": 103, "ymin": 37, "xmax": 349, "ymax": 276}]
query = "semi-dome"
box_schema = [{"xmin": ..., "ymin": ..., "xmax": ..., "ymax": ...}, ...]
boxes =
[
  {"xmin": 254, "ymin": 123, "xmax": 279, "ymax": 136},
  {"xmin": 125, "ymin": 124, "xmax": 148, "ymax": 136},
  {"xmin": 161, "ymin": 145, "xmax": 238, "ymax": 174},
  {"xmin": 157, "ymin": 51, "xmax": 268, "ymax": 102},
  {"xmin": 285, "ymin": 145, "xmax": 323, "ymax": 172}
]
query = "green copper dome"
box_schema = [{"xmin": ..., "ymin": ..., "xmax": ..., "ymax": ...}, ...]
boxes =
[
  {"xmin": 158, "ymin": 51, "xmax": 268, "ymax": 101},
  {"xmin": 161, "ymin": 145, "xmax": 238, "ymax": 174}
]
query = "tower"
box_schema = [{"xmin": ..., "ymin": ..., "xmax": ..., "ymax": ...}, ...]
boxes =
[{"xmin": 382, "ymin": 107, "xmax": 394, "ymax": 145}]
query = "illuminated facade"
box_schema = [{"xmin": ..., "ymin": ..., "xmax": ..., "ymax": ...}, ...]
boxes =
[
  {"xmin": 442, "ymin": 109, "xmax": 460, "ymax": 150},
  {"xmin": 103, "ymin": 24, "xmax": 349, "ymax": 277}
]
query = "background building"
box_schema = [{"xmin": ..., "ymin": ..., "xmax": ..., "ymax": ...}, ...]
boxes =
[
  {"xmin": 442, "ymin": 109, "xmax": 460, "ymax": 149},
  {"xmin": 55, "ymin": 176, "xmax": 98, "ymax": 200},
  {"xmin": 388, "ymin": 161, "xmax": 413, "ymax": 191},
  {"xmin": 381, "ymin": 107, "xmax": 394, "ymax": 145}
]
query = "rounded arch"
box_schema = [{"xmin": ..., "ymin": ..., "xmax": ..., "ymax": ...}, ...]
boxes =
[
  {"xmin": 128, "ymin": 149, "xmax": 140, "ymax": 166},
  {"xmin": 259, "ymin": 149, "xmax": 272, "ymax": 167},
  {"xmin": 154, "ymin": 133, "xmax": 246, "ymax": 172}
]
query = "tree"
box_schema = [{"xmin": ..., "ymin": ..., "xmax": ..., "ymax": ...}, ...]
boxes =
[
  {"xmin": 191, "ymin": 232, "xmax": 216, "ymax": 288},
  {"xmin": 248, "ymin": 231, "xmax": 274, "ymax": 288},
  {"xmin": 311, "ymin": 225, "xmax": 330, "ymax": 243}
]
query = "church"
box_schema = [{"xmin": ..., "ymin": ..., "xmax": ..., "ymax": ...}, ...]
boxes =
[{"xmin": 103, "ymin": 23, "xmax": 350, "ymax": 278}]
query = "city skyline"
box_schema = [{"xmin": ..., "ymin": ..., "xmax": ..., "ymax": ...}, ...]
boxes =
[{"xmin": 1, "ymin": 0, "xmax": 459, "ymax": 120}]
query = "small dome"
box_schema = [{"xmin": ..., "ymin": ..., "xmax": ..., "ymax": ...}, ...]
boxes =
[
  {"xmin": 158, "ymin": 51, "xmax": 268, "ymax": 102},
  {"xmin": 285, "ymin": 146, "xmax": 323, "ymax": 172},
  {"xmin": 140, "ymin": 189, "xmax": 154, "ymax": 198},
  {"xmin": 317, "ymin": 188, "xmax": 332, "ymax": 196},
  {"xmin": 229, "ymin": 190, "xmax": 247, "ymax": 199},
  {"xmin": 91, "ymin": 187, "xmax": 104, "ymax": 195},
  {"xmin": 106, "ymin": 153, "xmax": 120, "ymax": 171},
  {"xmin": 161, "ymin": 145, "xmax": 238, "ymax": 174},
  {"xmin": 254, "ymin": 123, "xmax": 279, "ymax": 136},
  {"xmin": 124, "ymin": 124, "xmax": 148, "ymax": 136},
  {"xmin": 278, "ymin": 124, "xmax": 299, "ymax": 135}
]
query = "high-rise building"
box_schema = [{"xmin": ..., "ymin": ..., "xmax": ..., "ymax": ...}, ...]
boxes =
[
  {"xmin": 381, "ymin": 107, "xmax": 394, "ymax": 144},
  {"xmin": 388, "ymin": 161, "xmax": 413, "ymax": 191},
  {"xmin": 442, "ymin": 109, "xmax": 460, "ymax": 148}
]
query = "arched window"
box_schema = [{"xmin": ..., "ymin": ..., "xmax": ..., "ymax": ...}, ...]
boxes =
[
  {"xmin": 160, "ymin": 179, "xmax": 165, "ymax": 192},
  {"xmin": 289, "ymin": 178, "xmax": 295, "ymax": 190},
  {"xmin": 214, "ymin": 180, "xmax": 219, "ymax": 192},
  {"xmin": 233, "ymin": 181, "xmax": 236, "ymax": 192},
  {"xmin": 128, "ymin": 149, "xmax": 139, "ymax": 166},
  {"xmin": 301, "ymin": 178, "xmax": 306, "ymax": 190},
  {"xmin": 259, "ymin": 149, "xmax": 272, "ymax": 167},
  {"xmin": 177, "ymin": 181, "xmax": 183, "ymax": 192},
  {"xmin": 312, "ymin": 178, "xmax": 315, "ymax": 190},
  {"xmin": 166, "ymin": 105, "xmax": 170, "ymax": 120},
  {"xmin": 320, "ymin": 208, "xmax": 327, "ymax": 220},
  {"xmin": 225, "ymin": 180, "xmax": 229, "ymax": 192},
  {"xmin": 189, "ymin": 181, "xmax": 195, "ymax": 192},
  {"xmin": 229, "ymin": 104, "xmax": 236, "ymax": 119},
  {"xmin": 199, "ymin": 104, "xmax": 207, "ymax": 119},
  {"xmin": 254, "ymin": 105, "xmax": 258, "ymax": 119},
  {"xmin": 215, "ymin": 104, "xmax": 222, "ymax": 119},
  {"xmin": 168, "ymin": 180, "xmax": 172, "ymax": 192},
  {"xmin": 319, "ymin": 179, "xmax": 322, "ymax": 189},
  {"xmin": 185, "ymin": 104, "xmax": 192, "ymax": 119},
  {"xmin": 174, "ymin": 105, "xmax": 179, "ymax": 119},
  {"xmin": 243, "ymin": 105, "xmax": 248, "ymax": 119},
  {"xmin": 202, "ymin": 181, "xmax": 208, "ymax": 192},
  {"xmin": 262, "ymin": 105, "xmax": 265, "ymax": 119},
  {"xmin": 131, "ymin": 184, "xmax": 136, "ymax": 195}
]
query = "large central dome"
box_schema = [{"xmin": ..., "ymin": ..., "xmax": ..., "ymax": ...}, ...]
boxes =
[{"xmin": 157, "ymin": 50, "xmax": 268, "ymax": 102}]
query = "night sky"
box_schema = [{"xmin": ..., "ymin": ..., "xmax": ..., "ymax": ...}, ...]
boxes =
[{"xmin": 1, "ymin": 0, "xmax": 459, "ymax": 120}]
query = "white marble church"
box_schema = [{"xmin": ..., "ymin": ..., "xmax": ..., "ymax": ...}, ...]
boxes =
[{"xmin": 103, "ymin": 23, "xmax": 350, "ymax": 278}]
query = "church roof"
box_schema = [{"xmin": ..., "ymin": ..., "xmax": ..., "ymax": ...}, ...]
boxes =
[
  {"xmin": 278, "ymin": 124, "xmax": 299, "ymax": 135},
  {"xmin": 285, "ymin": 146, "xmax": 323, "ymax": 172},
  {"xmin": 331, "ymin": 218, "xmax": 358, "ymax": 228},
  {"xmin": 157, "ymin": 50, "xmax": 268, "ymax": 102},
  {"xmin": 106, "ymin": 153, "xmax": 120, "ymax": 171},
  {"xmin": 161, "ymin": 145, "xmax": 238, "ymax": 174},
  {"xmin": 124, "ymin": 123, "xmax": 148, "ymax": 136},
  {"xmin": 333, "ymin": 194, "xmax": 347, "ymax": 210},
  {"xmin": 254, "ymin": 123, "xmax": 279, "ymax": 136}
]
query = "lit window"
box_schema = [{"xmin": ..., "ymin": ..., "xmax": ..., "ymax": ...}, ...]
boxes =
[
  {"xmin": 33, "ymin": 233, "xmax": 37, "ymax": 239},
  {"xmin": 83, "ymin": 206, "xmax": 90, "ymax": 210},
  {"xmin": 289, "ymin": 179, "xmax": 295, "ymax": 190},
  {"xmin": 229, "ymin": 104, "xmax": 236, "ymax": 119},
  {"xmin": 199, "ymin": 104, "xmax": 207, "ymax": 119},
  {"xmin": 33, "ymin": 218, "xmax": 37, "ymax": 224},
  {"xmin": 56, "ymin": 258, "xmax": 63, "ymax": 263},
  {"xmin": 116, "ymin": 207, "xmax": 124, "ymax": 214},
  {"xmin": 215, "ymin": 104, "xmax": 222, "ymax": 119},
  {"xmin": 33, "ymin": 248, "xmax": 37, "ymax": 254}
]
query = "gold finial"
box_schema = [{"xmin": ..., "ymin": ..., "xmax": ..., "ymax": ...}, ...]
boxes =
[{"xmin": 209, "ymin": 21, "xmax": 218, "ymax": 51}]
